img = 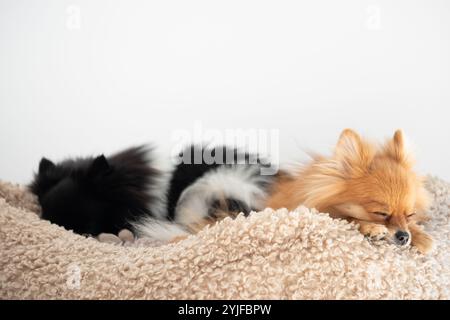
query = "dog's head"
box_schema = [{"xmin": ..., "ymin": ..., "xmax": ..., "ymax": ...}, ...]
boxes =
[
  {"xmin": 312, "ymin": 129, "xmax": 430, "ymax": 247},
  {"xmin": 30, "ymin": 155, "xmax": 115, "ymax": 235}
]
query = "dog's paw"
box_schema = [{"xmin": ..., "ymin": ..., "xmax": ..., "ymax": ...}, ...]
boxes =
[
  {"xmin": 97, "ymin": 233, "xmax": 122, "ymax": 244},
  {"xmin": 412, "ymin": 232, "xmax": 434, "ymax": 254},
  {"xmin": 118, "ymin": 229, "xmax": 134, "ymax": 243},
  {"xmin": 360, "ymin": 223, "xmax": 389, "ymax": 241}
]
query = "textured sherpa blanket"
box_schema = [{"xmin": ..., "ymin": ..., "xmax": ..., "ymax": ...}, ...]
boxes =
[{"xmin": 0, "ymin": 177, "xmax": 449, "ymax": 300}]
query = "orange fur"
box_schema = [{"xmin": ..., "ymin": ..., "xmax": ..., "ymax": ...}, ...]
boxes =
[{"xmin": 266, "ymin": 129, "xmax": 433, "ymax": 254}]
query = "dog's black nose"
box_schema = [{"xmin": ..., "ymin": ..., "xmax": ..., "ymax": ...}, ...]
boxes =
[{"xmin": 394, "ymin": 230, "xmax": 410, "ymax": 245}]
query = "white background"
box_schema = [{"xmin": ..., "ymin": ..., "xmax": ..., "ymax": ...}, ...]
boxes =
[{"xmin": 1, "ymin": 0, "xmax": 449, "ymax": 184}]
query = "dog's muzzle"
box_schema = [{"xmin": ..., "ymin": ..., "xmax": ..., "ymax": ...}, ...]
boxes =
[{"xmin": 394, "ymin": 230, "xmax": 410, "ymax": 246}]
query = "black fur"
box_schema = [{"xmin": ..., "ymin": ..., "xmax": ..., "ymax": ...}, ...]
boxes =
[
  {"xmin": 166, "ymin": 145, "xmax": 271, "ymax": 219},
  {"xmin": 30, "ymin": 144, "xmax": 276, "ymax": 238},
  {"xmin": 29, "ymin": 146, "xmax": 160, "ymax": 236}
]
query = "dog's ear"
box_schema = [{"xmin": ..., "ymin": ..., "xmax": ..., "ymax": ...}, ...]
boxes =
[
  {"xmin": 30, "ymin": 158, "xmax": 57, "ymax": 196},
  {"xmin": 335, "ymin": 129, "xmax": 374, "ymax": 176},
  {"xmin": 38, "ymin": 158, "xmax": 56, "ymax": 175},
  {"xmin": 383, "ymin": 130, "xmax": 414, "ymax": 167},
  {"xmin": 88, "ymin": 155, "xmax": 111, "ymax": 177}
]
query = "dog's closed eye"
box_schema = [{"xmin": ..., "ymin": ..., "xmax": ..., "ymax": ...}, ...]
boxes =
[{"xmin": 373, "ymin": 212, "xmax": 390, "ymax": 219}]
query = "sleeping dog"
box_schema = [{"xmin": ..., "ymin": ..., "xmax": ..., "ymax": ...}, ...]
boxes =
[{"xmin": 30, "ymin": 145, "xmax": 276, "ymax": 241}]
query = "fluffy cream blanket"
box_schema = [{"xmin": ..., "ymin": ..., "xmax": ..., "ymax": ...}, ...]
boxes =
[{"xmin": 0, "ymin": 177, "xmax": 449, "ymax": 299}]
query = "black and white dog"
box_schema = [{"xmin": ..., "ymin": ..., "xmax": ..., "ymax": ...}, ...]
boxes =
[{"xmin": 30, "ymin": 145, "xmax": 275, "ymax": 241}]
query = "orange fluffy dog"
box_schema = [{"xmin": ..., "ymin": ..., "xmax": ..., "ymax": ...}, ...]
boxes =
[{"xmin": 267, "ymin": 129, "xmax": 433, "ymax": 254}]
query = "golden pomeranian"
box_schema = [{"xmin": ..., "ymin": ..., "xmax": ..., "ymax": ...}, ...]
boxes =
[{"xmin": 266, "ymin": 129, "xmax": 433, "ymax": 254}]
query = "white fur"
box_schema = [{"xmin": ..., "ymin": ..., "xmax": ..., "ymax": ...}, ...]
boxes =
[
  {"xmin": 146, "ymin": 170, "xmax": 170, "ymax": 219},
  {"xmin": 144, "ymin": 147, "xmax": 172, "ymax": 219},
  {"xmin": 175, "ymin": 165, "xmax": 270, "ymax": 225},
  {"xmin": 135, "ymin": 155, "xmax": 272, "ymax": 241},
  {"xmin": 131, "ymin": 217, "xmax": 189, "ymax": 242}
]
